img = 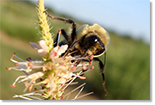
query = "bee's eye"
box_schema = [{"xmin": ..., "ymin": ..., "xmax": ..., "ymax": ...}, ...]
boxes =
[{"xmin": 84, "ymin": 36, "xmax": 100, "ymax": 48}]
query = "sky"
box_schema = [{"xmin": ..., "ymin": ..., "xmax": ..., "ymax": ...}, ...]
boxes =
[{"xmin": 31, "ymin": 0, "xmax": 150, "ymax": 43}]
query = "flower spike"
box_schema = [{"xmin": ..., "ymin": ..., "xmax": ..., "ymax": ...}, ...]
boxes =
[{"xmin": 7, "ymin": 0, "xmax": 94, "ymax": 100}]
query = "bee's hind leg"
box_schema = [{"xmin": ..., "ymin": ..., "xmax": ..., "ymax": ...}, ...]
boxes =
[{"xmin": 93, "ymin": 53, "xmax": 108, "ymax": 96}]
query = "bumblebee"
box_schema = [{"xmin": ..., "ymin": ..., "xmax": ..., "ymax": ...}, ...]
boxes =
[{"xmin": 45, "ymin": 11, "xmax": 110, "ymax": 95}]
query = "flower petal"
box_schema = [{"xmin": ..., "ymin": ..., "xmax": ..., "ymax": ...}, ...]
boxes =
[
  {"xmin": 57, "ymin": 45, "xmax": 68, "ymax": 56},
  {"xmin": 29, "ymin": 42, "xmax": 41, "ymax": 50},
  {"xmin": 50, "ymin": 46, "xmax": 59, "ymax": 59},
  {"xmin": 38, "ymin": 49, "xmax": 47, "ymax": 56},
  {"xmin": 38, "ymin": 40, "xmax": 48, "ymax": 52}
]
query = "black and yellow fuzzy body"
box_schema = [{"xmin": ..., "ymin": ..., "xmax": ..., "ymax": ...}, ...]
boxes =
[{"xmin": 45, "ymin": 11, "xmax": 110, "ymax": 95}]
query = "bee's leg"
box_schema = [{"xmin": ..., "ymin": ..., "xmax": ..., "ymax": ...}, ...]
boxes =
[
  {"xmin": 93, "ymin": 53, "xmax": 108, "ymax": 96},
  {"xmin": 44, "ymin": 11, "xmax": 77, "ymax": 42},
  {"xmin": 61, "ymin": 29, "xmax": 70, "ymax": 42},
  {"xmin": 101, "ymin": 72, "xmax": 108, "ymax": 96},
  {"xmin": 93, "ymin": 58, "xmax": 105, "ymax": 73},
  {"xmin": 54, "ymin": 29, "xmax": 72, "ymax": 47},
  {"xmin": 62, "ymin": 40, "xmax": 79, "ymax": 57},
  {"xmin": 61, "ymin": 29, "xmax": 73, "ymax": 46}
]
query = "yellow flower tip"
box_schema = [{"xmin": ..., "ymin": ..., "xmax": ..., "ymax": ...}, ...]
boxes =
[
  {"xmin": 38, "ymin": 0, "xmax": 44, "ymax": 9},
  {"xmin": 37, "ymin": 0, "xmax": 53, "ymax": 52}
]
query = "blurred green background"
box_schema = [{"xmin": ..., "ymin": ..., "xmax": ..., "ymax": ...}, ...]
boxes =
[{"xmin": 0, "ymin": 0, "xmax": 150, "ymax": 100}]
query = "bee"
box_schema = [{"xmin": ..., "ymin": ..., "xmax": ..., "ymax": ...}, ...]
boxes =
[{"xmin": 44, "ymin": 11, "xmax": 110, "ymax": 95}]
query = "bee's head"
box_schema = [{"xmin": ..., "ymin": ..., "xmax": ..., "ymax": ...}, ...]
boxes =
[{"xmin": 77, "ymin": 24, "xmax": 110, "ymax": 57}]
